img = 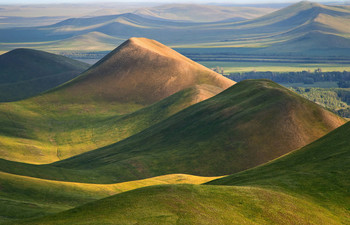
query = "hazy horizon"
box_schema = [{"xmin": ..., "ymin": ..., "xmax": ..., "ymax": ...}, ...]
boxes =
[{"xmin": 0, "ymin": 0, "xmax": 348, "ymax": 5}]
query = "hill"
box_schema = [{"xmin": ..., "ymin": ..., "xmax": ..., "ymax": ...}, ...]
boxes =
[
  {"xmin": 14, "ymin": 184, "xmax": 343, "ymax": 225},
  {"xmin": 48, "ymin": 37, "xmax": 233, "ymax": 105},
  {"xmin": 0, "ymin": 49, "xmax": 89, "ymax": 102},
  {"xmin": 0, "ymin": 38, "xmax": 233, "ymax": 164},
  {"xmin": 209, "ymin": 121, "xmax": 350, "ymax": 223},
  {"xmin": 5, "ymin": 79, "xmax": 338, "ymax": 183}
]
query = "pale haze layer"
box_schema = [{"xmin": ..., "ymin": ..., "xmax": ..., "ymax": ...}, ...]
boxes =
[{"xmin": 0, "ymin": 0, "xmax": 345, "ymax": 4}]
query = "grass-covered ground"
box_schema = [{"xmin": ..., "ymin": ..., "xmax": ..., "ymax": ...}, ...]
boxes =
[
  {"xmin": 0, "ymin": 79, "xmax": 342, "ymax": 185},
  {"xmin": 209, "ymin": 121, "xmax": 350, "ymax": 224},
  {"xmin": 0, "ymin": 85, "xmax": 215, "ymax": 164},
  {"xmin": 11, "ymin": 184, "xmax": 344, "ymax": 225},
  {"xmin": 50, "ymin": 79, "xmax": 343, "ymax": 182},
  {"xmin": 0, "ymin": 173, "xmax": 220, "ymax": 223},
  {"xmin": 5, "ymin": 120, "xmax": 350, "ymax": 224}
]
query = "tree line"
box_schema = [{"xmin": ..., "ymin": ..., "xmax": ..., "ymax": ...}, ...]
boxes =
[{"xmin": 227, "ymin": 70, "xmax": 350, "ymax": 86}]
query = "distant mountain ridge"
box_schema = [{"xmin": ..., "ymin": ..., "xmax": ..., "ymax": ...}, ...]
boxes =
[
  {"xmin": 1, "ymin": 1, "xmax": 349, "ymax": 56},
  {"xmin": 134, "ymin": 4, "xmax": 275, "ymax": 22}
]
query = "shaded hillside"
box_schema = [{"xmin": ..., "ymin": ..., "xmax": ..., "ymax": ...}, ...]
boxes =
[
  {"xmin": 48, "ymin": 79, "xmax": 344, "ymax": 183},
  {"xmin": 0, "ymin": 49, "xmax": 89, "ymax": 102},
  {"xmin": 209, "ymin": 121, "xmax": 350, "ymax": 205},
  {"xmin": 209, "ymin": 121, "xmax": 350, "ymax": 223},
  {"xmin": 15, "ymin": 184, "xmax": 343, "ymax": 225}
]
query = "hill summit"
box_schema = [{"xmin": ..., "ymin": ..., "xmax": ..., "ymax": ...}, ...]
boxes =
[{"xmin": 54, "ymin": 37, "xmax": 234, "ymax": 105}]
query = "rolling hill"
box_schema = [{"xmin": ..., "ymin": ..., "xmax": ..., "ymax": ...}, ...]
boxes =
[
  {"xmin": 0, "ymin": 38, "xmax": 234, "ymax": 164},
  {"xmin": 0, "ymin": 49, "xmax": 89, "ymax": 102},
  {"xmin": 48, "ymin": 79, "xmax": 344, "ymax": 183},
  {"xmin": 15, "ymin": 120, "xmax": 350, "ymax": 225},
  {"xmin": 0, "ymin": 79, "xmax": 342, "ymax": 184},
  {"xmin": 8, "ymin": 96, "xmax": 349, "ymax": 224}
]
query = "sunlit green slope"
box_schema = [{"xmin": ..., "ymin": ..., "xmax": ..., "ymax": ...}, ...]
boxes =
[
  {"xmin": 0, "ymin": 173, "xmax": 219, "ymax": 224},
  {"xmin": 13, "ymin": 184, "xmax": 343, "ymax": 225}
]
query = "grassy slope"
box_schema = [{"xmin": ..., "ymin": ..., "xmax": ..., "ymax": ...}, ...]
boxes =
[
  {"xmin": 12, "ymin": 184, "xmax": 343, "ymax": 225},
  {"xmin": 17, "ymin": 112, "xmax": 350, "ymax": 225},
  {"xmin": 0, "ymin": 173, "xmax": 219, "ymax": 223},
  {"xmin": 208, "ymin": 121, "xmax": 350, "ymax": 223},
  {"xmin": 14, "ymin": 116, "xmax": 350, "ymax": 225},
  {"xmin": 0, "ymin": 38, "xmax": 233, "ymax": 164},
  {"xmin": 0, "ymin": 49, "xmax": 89, "ymax": 102},
  {"xmin": 0, "ymin": 84, "xmax": 222, "ymax": 164},
  {"xmin": 17, "ymin": 79, "xmax": 340, "ymax": 184},
  {"xmin": 0, "ymin": 79, "xmax": 344, "ymax": 184}
]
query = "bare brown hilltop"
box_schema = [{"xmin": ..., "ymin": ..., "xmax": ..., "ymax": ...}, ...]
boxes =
[{"xmin": 53, "ymin": 37, "xmax": 235, "ymax": 105}]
